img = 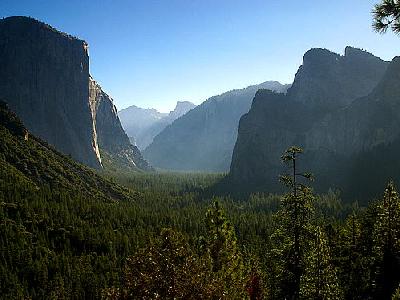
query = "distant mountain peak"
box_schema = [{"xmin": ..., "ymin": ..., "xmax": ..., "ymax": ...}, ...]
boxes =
[
  {"xmin": 119, "ymin": 101, "xmax": 196, "ymax": 150},
  {"xmin": 143, "ymin": 81, "xmax": 290, "ymax": 172},
  {"xmin": 169, "ymin": 101, "xmax": 196, "ymax": 118},
  {"xmin": 175, "ymin": 100, "xmax": 195, "ymax": 107}
]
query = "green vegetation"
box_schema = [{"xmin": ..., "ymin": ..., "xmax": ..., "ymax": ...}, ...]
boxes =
[{"xmin": 2, "ymin": 103, "xmax": 400, "ymax": 299}]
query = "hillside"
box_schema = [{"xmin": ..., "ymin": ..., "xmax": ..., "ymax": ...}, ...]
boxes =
[
  {"xmin": 144, "ymin": 81, "xmax": 290, "ymax": 172},
  {"xmin": 0, "ymin": 100, "xmax": 135, "ymax": 201}
]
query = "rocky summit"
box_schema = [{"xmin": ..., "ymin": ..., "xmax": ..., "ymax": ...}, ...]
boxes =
[
  {"xmin": 228, "ymin": 47, "xmax": 395, "ymax": 201},
  {"xmin": 0, "ymin": 16, "xmax": 150, "ymax": 171}
]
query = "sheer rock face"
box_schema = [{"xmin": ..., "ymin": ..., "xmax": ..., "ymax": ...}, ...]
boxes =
[
  {"xmin": 0, "ymin": 16, "xmax": 151, "ymax": 171},
  {"xmin": 89, "ymin": 77, "xmax": 152, "ymax": 171},
  {"xmin": 228, "ymin": 47, "xmax": 390, "ymax": 195},
  {"xmin": 307, "ymin": 56, "xmax": 400, "ymax": 155},
  {"xmin": 0, "ymin": 16, "xmax": 101, "ymax": 168},
  {"xmin": 288, "ymin": 47, "xmax": 388, "ymax": 109},
  {"xmin": 143, "ymin": 81, "xmax": 290, "ymax": 172}
]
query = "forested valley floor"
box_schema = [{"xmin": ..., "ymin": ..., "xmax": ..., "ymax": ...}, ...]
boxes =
[
  {"xmin": 2, "ymin": 102, "xmax": 400, "ymax": 299},
  {"xmin": 2, "ymin": 166, "xmax": 400, "ymax": 299}
]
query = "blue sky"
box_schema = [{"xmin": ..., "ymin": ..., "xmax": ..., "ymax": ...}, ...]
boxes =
[{"xmin": 1, "ymin": 0, "xmax": 399, "ymax": 112}]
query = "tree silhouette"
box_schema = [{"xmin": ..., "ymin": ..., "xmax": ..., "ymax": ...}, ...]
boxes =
[
  {"xmin": 373, "ymin": 0, "xmax": 400, "ymax": 34},
  {"xmin": 277, "ymin": 146, "xmax": 314, "ymax": 299}
]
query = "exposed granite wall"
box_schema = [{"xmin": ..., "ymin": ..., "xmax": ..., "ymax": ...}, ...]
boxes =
[
  {"xmin": 0, "ymin": 16, "xmax": 102, "ymax": 168},
  {"xmin": 89, "ymin": 77, "xmax": 152, "ymax": 171},
  {"xmin": 228, "ymin": 47, "xmax": 390, "ymax": 193}
]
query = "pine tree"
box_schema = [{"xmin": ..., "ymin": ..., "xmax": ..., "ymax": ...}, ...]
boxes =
[
  {"xmin": 372, "ymin": 181, "xmax": 400, "ymax": 299},
  {"xmin": 336, "ymin": 212, "xmax": 371, "ymax": 299},
  {"xmin": 373, "ymin": 0, "xmax": 400, "ymax": 34},
  {"xmin": 300, "ymin": 226, "xmax": 342, "ymax": 300},
  {"xmin": 204, "ymin": 200, "xmax": 246, "ymax": 298},
  {"xmin": 374, "ymin": 181, "xmax": 400, "ymax": 253},
  {"xmin": 393, "ymin": 284, "xmax": 400, "ymax": 300},
  {"xmin": 270, "ymin": 146, "xmax": 315, "ymax": 300}
]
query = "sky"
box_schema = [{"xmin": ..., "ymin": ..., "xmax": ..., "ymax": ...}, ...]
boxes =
[{"xmin": 1, "ymin": 0, "xmax": 399, "ymax": 112}]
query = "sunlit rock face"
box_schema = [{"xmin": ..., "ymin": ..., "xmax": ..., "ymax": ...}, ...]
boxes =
[
  {"xmin": 228, "ymin": 47, "xmax": 392, "ymax": 200},
  {"xmin": 0, "ymin": 16, "xmax": 151, "ymax": 171},
  {"xmin": 89, "ymin": 77, "xmax": 152, "ymax": 171}
]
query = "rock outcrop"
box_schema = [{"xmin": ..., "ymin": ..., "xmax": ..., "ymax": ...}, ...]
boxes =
[
  {"xmin": 0, "ymin": 16, "xmax": 101, "ymax": 168},
  {"xmin": 143, "ymin": 81, "xmax": 290, "ymax": 172},
  {"xmin": 119, "ymin": 101, "xmax": 195, "ymax": 150},
  {"xmin": 0, "ymin": 16, "xmax": 150, "ymax": 171},
  {"xmin": 228, "ymin": 47, "xmax": 392, "ymax": 201},
  {"xmin": 288, "ymin": 47, "xmax": 387, "ymax": 108},
  {"xmin": 89, "ymin": 77, "xmax": 151, "ymax": 170}
]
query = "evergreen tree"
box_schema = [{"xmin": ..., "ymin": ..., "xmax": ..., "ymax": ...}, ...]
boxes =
[
  {"xmin": 204, "ymin": 200, "xmax": 246, "ymax": 298},
  {"xmin": 300, "ymin": 226, "xmax": 341, "ymax": 300},
  {"xmin": 336, "ymin": 212, "xmax": 371, "ymax": 299},
  {"xmin": 372, "ymin": 181, "xmax": 400, "ymax": 299},
  {"xmin": 270, "ymin": 146, "xmax": 315, "ymax": 299},
  {"xmin": 393, "ymin": 284, "xmax": 400, "ymax": 300},
  {"xmin": 373, "ymin": 0, "xmax": 400, "ymax": 34}
]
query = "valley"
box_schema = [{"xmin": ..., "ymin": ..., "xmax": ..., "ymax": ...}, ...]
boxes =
[{"xmin": 1, "ymin": 2, "xmax": 400, "ymax": 298}]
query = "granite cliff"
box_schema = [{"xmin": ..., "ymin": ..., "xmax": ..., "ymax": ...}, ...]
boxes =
[
  {"xmin": 287, "ymin": 47, "xmax": 388, "ymax": 108},
  {"xmin": 0, "ymin": 16, "xmax": 101, "ymax": 168},
  {"xmin": 89, "ymin": 77, "xmax": 151, "ymax": 170},
  {"xmin": 228, "ymin": 47, "xmax": 393, "ymax": 201},
  {"xmin": 0, "ymin": 16, "xmax": 150, "ymax": 171},
  {"xmin": 144, "ymin": 81, "xmax": 290, "ymax": 172}
]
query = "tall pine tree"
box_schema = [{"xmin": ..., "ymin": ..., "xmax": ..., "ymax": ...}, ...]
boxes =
[
  {"xmin": 204, "ymin": 200, "xmax": 247, "ymax": 298},
  {"xmin": 300, "ymin": 226, "xmax": 341, "ymax": 300},
  {"xmin": 270, "ymin": 146, "xmax": 314, "ymax": 299},
  {"xmin": 372, "ymin": 181, "xmax": 400, "ymax": 299}
]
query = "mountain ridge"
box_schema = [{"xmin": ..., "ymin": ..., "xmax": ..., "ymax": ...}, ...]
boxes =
[
  {"xmin": 227, "ymin": 47, "xmax": 393, "ymax": 201},
  {"xmin": 144, "ymin": 81, "xmax": 290, "ymax": 172},
  {"xmin": 119, "ymin": 100, "xmax": 196, "ymax": 149}
]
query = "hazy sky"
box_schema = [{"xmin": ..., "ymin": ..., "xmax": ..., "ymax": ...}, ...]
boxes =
[{"xmin": 1, "ymin": 0, "xmax": 399, "ymax": 112}]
